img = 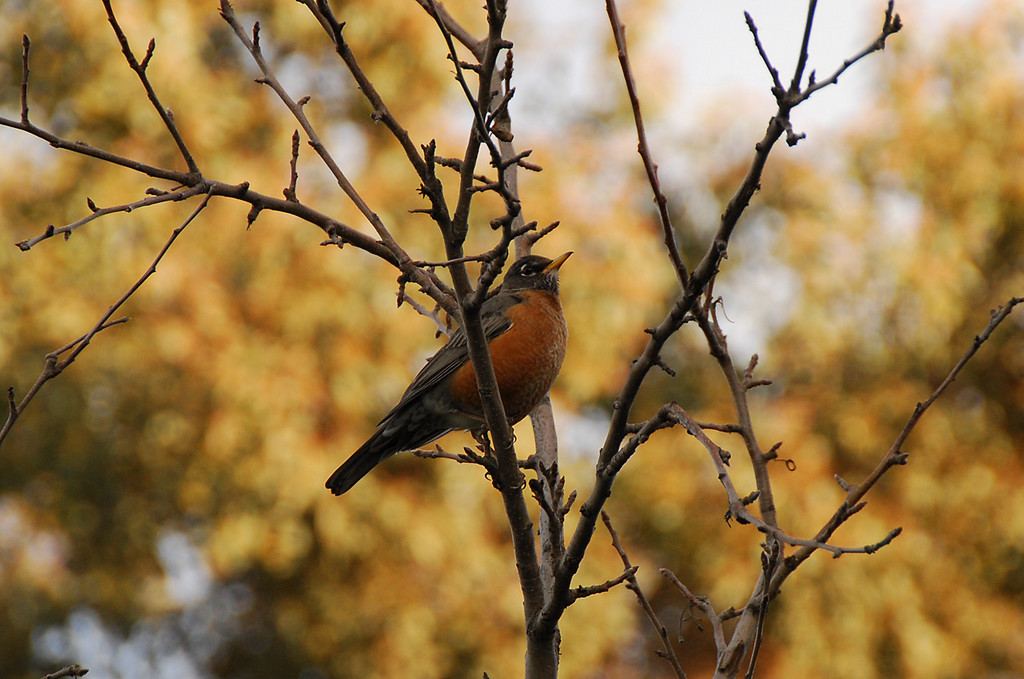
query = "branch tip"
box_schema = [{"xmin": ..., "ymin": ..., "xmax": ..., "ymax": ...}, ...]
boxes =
[{"xmin": 20, "ymin": 34, "xmax": 31, "ymax": 124}]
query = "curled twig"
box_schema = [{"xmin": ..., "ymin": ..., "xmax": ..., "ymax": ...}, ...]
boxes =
[{"xmin": 661, "ymin": 568, "xmax": 726, "ymax": 653}]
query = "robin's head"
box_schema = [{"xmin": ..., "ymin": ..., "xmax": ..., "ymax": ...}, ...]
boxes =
[{"xmin": 501, "ymin": 252, "xmax": 572, "ymax": 294}]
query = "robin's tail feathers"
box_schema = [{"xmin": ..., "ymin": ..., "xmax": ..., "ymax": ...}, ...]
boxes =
[
  {"xmin": 326, "ymin": 423, "xmax": 452, "ymax": 495},
  {"xmin": 326, "ymin": 440, "xmax": 388, "ymax": 496}
]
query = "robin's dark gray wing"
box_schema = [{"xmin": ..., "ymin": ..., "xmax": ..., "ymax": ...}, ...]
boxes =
[{"xmin": 379, "ymin": 291, "xmax": 522, "ymax": 422}]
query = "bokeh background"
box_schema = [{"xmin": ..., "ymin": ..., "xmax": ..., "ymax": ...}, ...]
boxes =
[{"xmin": 1, "ymin": 0, "xmax": 1023, "ymax": 677}]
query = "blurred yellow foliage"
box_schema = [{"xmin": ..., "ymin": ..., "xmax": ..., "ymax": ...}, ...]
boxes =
[{"xmin": 1, "ymin": 1, "xmax": 1023, "ymax": 678}]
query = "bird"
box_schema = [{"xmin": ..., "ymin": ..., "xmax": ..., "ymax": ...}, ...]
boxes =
[{"xmin": 327, "ymin": 252, "xmax": 571, "ymax": 495}]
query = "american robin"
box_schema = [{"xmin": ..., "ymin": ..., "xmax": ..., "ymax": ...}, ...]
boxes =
[{"xmin": 327, "ymin": 252, "xmax": 571, "ymax": 495}]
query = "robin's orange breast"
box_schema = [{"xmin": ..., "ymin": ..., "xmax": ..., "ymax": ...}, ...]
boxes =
[{"xmin": 450, "ymin": 289, "xmax": 567, "ymax": 423}]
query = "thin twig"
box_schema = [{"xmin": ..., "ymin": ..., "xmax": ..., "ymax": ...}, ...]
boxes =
[
  {"xmin": 569, "ymin": 565, "xmax": 639, "ymax": 601},
  {"xmin": 219, "ymin": 6, "xmax": 393, "ymax": 248},
  {"xmin": 744, "ymin": 541, "xmax": 780, "ymax": 679},
  {"xmin": 396, "ymin": 292, "xmax": 451, "ymax": 337},
  {"xmin": 55, "ymin": 189, "xmax": 212, "ymax": 363},
  {"xmin": 284, "ymin": 129, "xmax": 300, "ymax": 202},
  {"xmin": 101, "ymin": 0, "xmax": 200, "ymax": 175},
  {"xmin": 774, "ymin": 296, "xmax": 1023, "ymax": 589},
  {"xmin": 798, "ymin": 0, "xmax": 902, "ymax": 102},
  {"xmin": 605, "ymin": 0, "xmax": 687, "ymax": 289},
  {"xmin": 660, "ymin": 568, "xmax": 726, "ymax": 653},
  {"xmin": 411, "ymin": 445, "xmax": 486, "ymax": 464},
  {"xmin": 424, "ymin": 0, "xmax": 521, "ymax": 265},
  {"xmin": 1, "ymin": 192, "xmax": 214, "ymax": 448},
  {"xmin": 411, "ymin": 253, "xmax": 495, "ymax": 268},
  {"xmin": 603, "ymin": 512, "xmax": 687, "ymax": 679},
  {"xmin": 522, "ymin": 220, "xmax": 559, "ymax": 248},
  {"xmin": 789, "ymin": 0, "xmax": 818, "ymax": 93},
  {"xmin": 1, "ymin": 318, "xmax": 129, "ymax": 446},
  {"xmin": 219, "ymin": 1, "xmax": 457, "ymax": 316},
  {"xmin": 2, "ymin": 40, "xmax": 393, "ymax": 262},
  {"xmin": 298, "ymin": 0, "xmax": 434, "ymax": 183},
  {"xmin": 15, "ymin": 185, "xmax": 207, "ymax": 251},
  {"xmin": 0, "ymin": 109, "xmax": 192, "ymax": 184},
  {"xmin": 0, "ymin": 109, "xmax": 393, "ymax": 262},
  {"xmin": 743, "ymin": 14, "xmax": 783, "ymax": 96},
  {"xmin": 669, "ymin": 403, "xmax": 902, "ymax": 557},
  {"xmin": 411, "ymin": 0, "xmax": 485, "ymax": 59},
  {"xmin": 694, "ymin": 303, "xmax": 779, "ymax": 527},
  {"xmin": 20, "ymin": 35, "xmax": 31, "ymax": 124}
]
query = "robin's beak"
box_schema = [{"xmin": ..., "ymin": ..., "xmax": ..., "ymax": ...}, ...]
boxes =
[{"xmin": 544, "ymin": 251, "xmax": 572, "ymax": 273}]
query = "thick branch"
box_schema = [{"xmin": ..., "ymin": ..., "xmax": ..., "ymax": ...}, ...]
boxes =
[{"xmin": 41, "ymin": 665, "xmax": 89, "ymax": 679}]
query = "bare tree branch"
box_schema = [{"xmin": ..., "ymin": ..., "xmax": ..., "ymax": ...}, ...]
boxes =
[
  {"xmin": 412, "ymin": 0, "xmax": 485, "ymax": 59},
  {"xmin": 9, "ymin": 4, "xmax": 992, "ymax": 679},
  {"xmin": 20, "ymin": 34, "xmax": 31, "ymax": 124},
  {"xmin": 0, "ymin": 113, "xmax": 190, "ymax": 185},
  {"xmin": 284, "ymin": 129, "xmax": 301, "ymax": 203},
  {"xmin": 218, "ymin": 3, "xmax": 406, "ymax": 259},
  {"xmin": 532, "ymin": 5, "xmax": 912, "ymax": 676},
  {"xmin": 1, "ymin": 190, "xmax": 214, "ymax": 448},
  {"xmin": 41, "ymin": 665, "xmax": 89, "ymax": 679},
  {"xmin": 799, "ymin": 0, "xmax": 902, "ymax": 101},
  {"xmin": 16, "ymin": 185, "xmax": 209, "ymax": 251},
  {"xmin": 694, "ymin": 301, "xmax": 779, "ymax": 527},
  {"xmin": 100, "ymin": 0, "xmax": 201, "ymax": 176},
  {"xmin": 603, "ymin": 512, "xmax": 687, "ymax": 679},
  {"xmin": 605, "ymin": 0, "xmax": 688, "ymax": 289},
  {"xmin": 789, "ymin": 0, "xmax": 819, "ymax": 95},
  {"xmin": 568, "ymin": 564, "xmax": 638, "ymax": 601},
  {"xmin": 0, "ymin": 38, "xmax": 398, "ymax": 265},
  {"xmin": 744, "ymin": 541, "xmax": 781, "ymax": 679},
  {"xmin": 772, "ymin": 296, "xmax": 1023, "ymax": 593},
  {"xmin": 744, "ymin": 13, "xmax": 784, "ymax": 97},
  {"xmin": 661, "ymin": 568, "xmax": 726, "ymax": 654},
  {"xmin": 300, "ymin": 0, "xmax": 434, "ymax": 182}
]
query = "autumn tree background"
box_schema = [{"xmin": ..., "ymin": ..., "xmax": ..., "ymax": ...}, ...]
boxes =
[{"xmin": 1, "ymin": 0, "xmax": 1023, "ymax": 678}]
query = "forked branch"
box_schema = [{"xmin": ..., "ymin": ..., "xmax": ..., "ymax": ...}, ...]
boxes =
[
  {"xmin": 772, "ymin": 296, "xmax": 1024, "ymax": 593},
  {"xmin": 100, "ymin": 0, "xmax": 201, "ymax": 176}
]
